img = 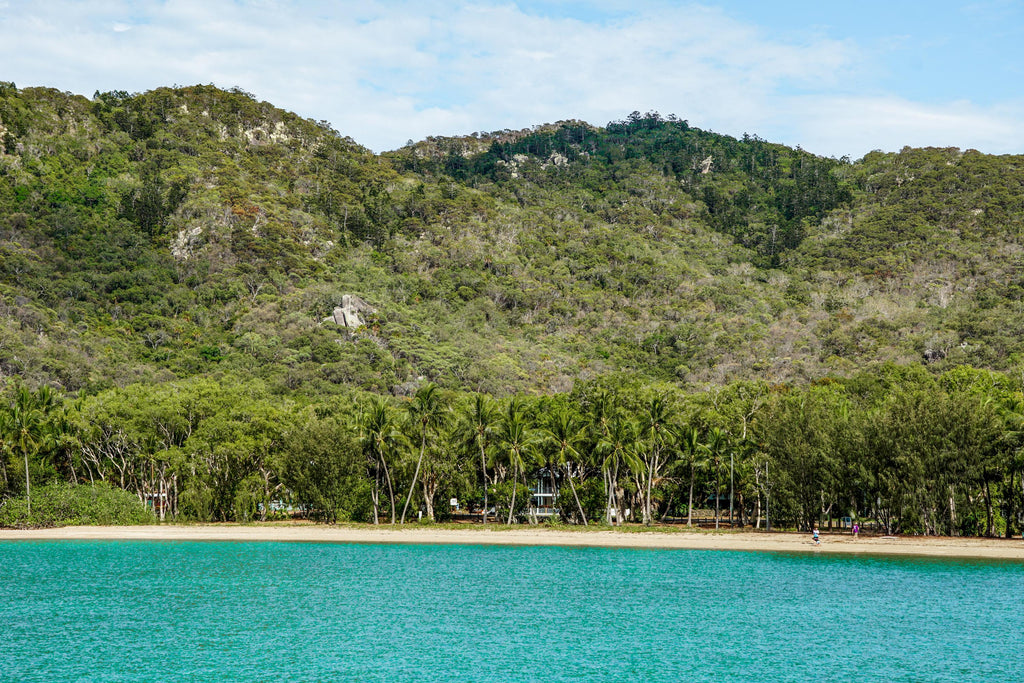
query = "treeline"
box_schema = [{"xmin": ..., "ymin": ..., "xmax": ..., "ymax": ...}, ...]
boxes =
[{"xmin": 2, "ymin": 364, "xmax": 1022, "ymax": 536}]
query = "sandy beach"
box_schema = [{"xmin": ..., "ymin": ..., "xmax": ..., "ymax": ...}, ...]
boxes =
[{"xmin": 2, "ymin": 524, "xmax": 1022, "ymax": 560}]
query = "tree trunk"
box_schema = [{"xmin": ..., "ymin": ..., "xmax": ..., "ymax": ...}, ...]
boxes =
[
  {"xmin": 611, "ymin": 462, "xmax": 621, "ymax": 526},
  {"xmin": 507, "ymin": 461, "xmax": 519, "ymax": 525},
  {"xmin": 1005, "ymin": 471, "xmax": 1016, "ymax": 539},
  {"xmin": 480, "ymin": 440, "xmax": 489, "ymax": 525},
  {"xmin": 604, "ymin": 469, "xmax": 614, "ymax": 526},
  {"xmin": 401, "ymin": 433, "xmax": 427, "ymax": 524},
  {"xmin": 949, "ymin": 485, "xmax": 957, "ymax": 536},
  {"xmin": 24, "ymin": 451, "xmax": 31, "ymax": 517},
  {"xmin": 566, "ymin": 466, "xmax": 587, "ymax": 526},
  {"xmin": 714, "ymin": 460, "xmax": 721, "ymax": 530},
  {"xmin": 371, "ymin": 466, "xmax": 381, "ymax": 525},
  {"xmin": 644, "ymin": 448, "xmax": 659, "ymax": 526},
  {"xmin": 381, "ymin": 452, "xmax": 396, "ymax": 525},
  {"xmin": 659, "ymin": 490, "xmax": 675, "ymax": 523},
  {"xmin": 687, "ymin": 467, "xmax": 695, "ymax": 527},
  {"xmin": 984, "ymin": 475, "xmax": 995, "ymax": 537},
  {"xmin": 421, "ymin": 477, "xmax": 436, "ymax": 521}
]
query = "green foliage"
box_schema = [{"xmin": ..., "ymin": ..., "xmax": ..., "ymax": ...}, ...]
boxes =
[
  {"xmin": 563, "ymin": 477, "xmax": 604, "ymax": 523},
  {"xmin": 0, "ymin": 481, "xmax": 155, "ymax": 528},
  {"xmin": 4, "ymin": 84, "xmax": 1024, "ymax": 391},
  {"xmin": 4, "ymin": 83, "xmax": 1024, "ymax": 535},
  {"xmin": 280, "ymin": 414, "xmax": 365, "ymax": 522}
]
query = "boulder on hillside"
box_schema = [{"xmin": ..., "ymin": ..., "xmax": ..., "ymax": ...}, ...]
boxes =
[{"xmin": 322, "ymin": 294, "xmax": 375, "ymax": 329}]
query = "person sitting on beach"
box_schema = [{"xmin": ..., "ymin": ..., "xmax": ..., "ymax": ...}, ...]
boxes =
[{"xmin": 812, "ymin": 526, "xmax": 820, "ymax": 545}]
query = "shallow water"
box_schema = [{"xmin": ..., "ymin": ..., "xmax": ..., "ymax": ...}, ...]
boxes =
[{"xmin": 1, "ymin": 540, "xmax": 1021, "ymax": 681}]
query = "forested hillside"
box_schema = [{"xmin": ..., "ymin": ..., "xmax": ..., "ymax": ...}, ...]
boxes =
[{"xmin": 2, "ymin": 84, "xmax": 1023, "ymax": 534}]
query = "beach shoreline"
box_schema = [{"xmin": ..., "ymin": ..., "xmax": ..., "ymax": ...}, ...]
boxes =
[{"xmin": 2, "ymin": 523, "xmax": 1022, "ymax": 560}]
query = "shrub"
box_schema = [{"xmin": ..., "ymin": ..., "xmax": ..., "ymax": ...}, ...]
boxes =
[{"xmin": 0, "ymin": 482, "xmax": 156, "ymax": 528}]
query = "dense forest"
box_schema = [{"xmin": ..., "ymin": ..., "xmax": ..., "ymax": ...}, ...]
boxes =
[{"xmin": 2, "ymin": 83, "xmax": 1023, "ymax": 534}]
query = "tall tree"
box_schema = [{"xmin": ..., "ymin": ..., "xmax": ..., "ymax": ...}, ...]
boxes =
[
  {"xmin": 674, "ymin": 423, "xmax": 702, "ymax": 527},
  {"xmin": 401, "ymin": 383, "xmax": 447, "ymax": 523},
  {"xmin": 361, "ymin": 397, "xmax": 402, "ymax": 525},
  {"xmin": 701, "ymin": 427, "xmax": 730, "ymax": 529},
  {"xmin": 454, "ymin": 393, "xmax": 498, "ymax": 523},
  {"xmin": 8, "ymin": 386, "xmax": 56, "ymax": 517},
  {"xmin": 542, "ymin": 402, "xmax": 589, "ymax": 525},
  {"xmin": 597, "ymin": 415, "xmax": 637, "ymax": 526},
  {"xmin": 494, "ymin": 398, "xmax": 536, "ymax": 524},
  {"xmin": 639, "ymin": 394, "xmax": 674, "ymax": 526}
]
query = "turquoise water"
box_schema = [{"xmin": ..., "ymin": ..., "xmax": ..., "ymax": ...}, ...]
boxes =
[{"xmin": 1, "ymin": 541, "xmax": 1021, "ymax": 682}]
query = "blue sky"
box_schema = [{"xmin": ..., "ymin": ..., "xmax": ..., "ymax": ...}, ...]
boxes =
[{"xmin": 1, "ymin": 0, "xmax": 1021, "ymax": 158}]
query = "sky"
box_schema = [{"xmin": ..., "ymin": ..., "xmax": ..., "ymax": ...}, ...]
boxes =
[{"xmin": 1, "ymin": 0, "xmax": 1022, "ymax": 159}]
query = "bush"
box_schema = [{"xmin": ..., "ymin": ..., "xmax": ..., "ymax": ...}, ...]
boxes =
[
  {"xmin": 488, "ymin": 481, "xmax": 530, "ymax": 523},
  {"xmin": 0, "ymin": 482, "xmax": 156, "ymax": 528}
]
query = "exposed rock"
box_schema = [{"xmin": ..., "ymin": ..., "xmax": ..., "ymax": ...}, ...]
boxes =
[
  {"xmin": 171, "ymin": 225, "xmax": 204, "ymax": 261},
  {"xmin": 322, "ymin": 294, "xmax": 375, "ymax": 329}
]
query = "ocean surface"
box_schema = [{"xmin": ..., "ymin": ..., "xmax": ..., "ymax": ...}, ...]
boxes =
[{"xmin": 1, "ymin": 539, "xmax": 1021, "ymax": 682}]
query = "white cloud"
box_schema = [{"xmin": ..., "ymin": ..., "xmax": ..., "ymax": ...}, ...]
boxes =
[
  {"xmin": 0, "ymin": 0, "xmax": 1020, "ymax": 157},
  {"xmin": 778, "ymin": 96, "xmax": 1024, "ymax": 159}
]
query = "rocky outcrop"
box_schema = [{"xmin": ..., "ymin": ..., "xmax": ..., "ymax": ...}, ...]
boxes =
[{"xmin": 322, "ymin": 294, "xmax": 374, "ymax": 329}]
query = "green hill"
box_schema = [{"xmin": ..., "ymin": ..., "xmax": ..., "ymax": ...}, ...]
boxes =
[
  {"xmin": 4, "ymin": 86, "xmax": 1023, "ymax": 396},
  {"xmin": 3, "ymin": 84, "xmax": 1024, "ymax": 534}
]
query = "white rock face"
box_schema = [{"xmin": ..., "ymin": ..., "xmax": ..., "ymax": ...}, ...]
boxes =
[
  {"xmin": 322, "ymin": 294, "xmax": 375, "ymax": 329},
  {"xmin": 242, "ymin": 121, "xmax": 292, "ymax": 145},
  {"xmin": 171, "ymin": 225, "xmax": 204, "ymax": 260}
]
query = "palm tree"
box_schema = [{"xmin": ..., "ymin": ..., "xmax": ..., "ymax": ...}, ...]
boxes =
[
  {"xmin": 639, "ymin": 395, "xmax": 675, "ymax": 526},
  {"xmin": 597, "ymin": 415, "xmax": 638, "ymax": 526},
  {"xmin": 49, "ymin": 403, "xmax": 82, "ymax": 485},
  {"xmin": 401, "ymin": 384, "xmax": 447, "ymax": 523},
  {"xmin": 0, "ymin": 407, "xmax": 12, "ymax": 494},
  {"xmin": 702, "ymin": 427, "xmax": 730, "ymax": 529},
  {"xmin": 542, "ymin": 403, "xmax": 589, "ymax": 525},
  {"xmin": 675, "ymin": 424, "xmax": 703, "ymax": 527},
  {"xmin": 494, "ymin": 398, "xmax": 536, "ymax": 524},
  {"xmin": 454, "ymin": 394, "xmax": 498, "ymax": 523},
  {"xmin": 9, "ymin": 386, "xmax": 53, "ymax": 518},
  {"xmin": 360, "ymin": 397, "xmax": 402, "ymax": 524}
]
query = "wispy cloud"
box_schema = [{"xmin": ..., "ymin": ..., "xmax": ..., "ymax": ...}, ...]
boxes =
[
  {"xmin": 0, "ymin": 0, "xmax": 1020, "ymax": 158},
  {"xmin": 790, "ymin": 96, "xmax": 1024, "ymax": 157}
]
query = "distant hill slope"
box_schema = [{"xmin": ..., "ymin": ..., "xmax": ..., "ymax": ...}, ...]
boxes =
[{"xmin": 2, "ymin": 85, "xmax": 1024, "ymax": 396}]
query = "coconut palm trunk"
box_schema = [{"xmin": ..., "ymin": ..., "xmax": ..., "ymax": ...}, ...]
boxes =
[
  {"xmin": 401, "ymin": 384, "xmax": 444, "ymax": 524},
  {"xmin": 507, "ymin": 460, "xmax": 519, "ymax": 525},
  {"xmin": 566, "ymin": 464, "xmax": 587, "ymax": 526},
  {"xmin": 480, "ymin": 440, "xmax": 489, "ymax": 523},
  {"xmin": 401, "ymin": 433, "xmax": 427, "ymax": 524}
]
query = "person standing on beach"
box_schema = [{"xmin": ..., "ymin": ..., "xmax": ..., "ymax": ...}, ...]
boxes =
[
  {"xmin": 813, "ymin": 526, "xmax": 820, "ymax": 545},
  {"xmin": 852, "ymin": 522, "xmax": 859, "ymax": 538}
]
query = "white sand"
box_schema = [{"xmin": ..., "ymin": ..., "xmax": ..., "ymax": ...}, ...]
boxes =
[{"xmin": 3, "ymin": 524, "xmax": 1023, "ymax": 560}]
